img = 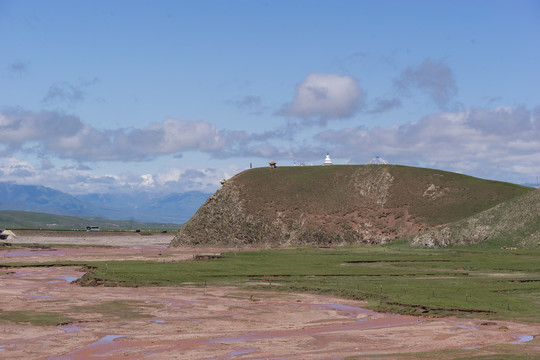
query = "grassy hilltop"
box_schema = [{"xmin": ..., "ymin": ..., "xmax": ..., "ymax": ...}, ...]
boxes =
[{"xmin": 171, "ymin": 165, "xmax": 531, "ymax": 247}]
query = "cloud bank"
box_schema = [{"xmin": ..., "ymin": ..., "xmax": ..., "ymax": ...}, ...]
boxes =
[
  {"xmin": 0, "ymin": 110, "xmax": 229, "ymax": 161},
  {"xmin": 1, "ymin": 104, "xmax": 539, "ymax": 185},
  {"xmin": 0, "ymin": 157, "xmax": 236, "ymax": 194},
  {"xmin": 317, "ymin": 106, "xmax": 540, "ymax": 182}
]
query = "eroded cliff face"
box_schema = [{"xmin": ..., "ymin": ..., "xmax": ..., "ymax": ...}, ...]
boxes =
[
  {"xmin": 170, "ymin": 181, "xmax": 377, "ymax": 247},
  {"xmin": 170, "ymin": 184, "xmax": 260, "ymax": 246},
  {"xmin": 352, "ymin": 165, "xmax": 394, "ymax": 206},
  {"xmin": 170, "ymin": 165, "xmax": 532, "ymax": 247},
  {"xmin": 171, "ymin": 166, "xmax": 419, "ymax": 247}
]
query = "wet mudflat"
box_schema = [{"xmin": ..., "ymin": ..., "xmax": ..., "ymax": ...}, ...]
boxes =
[
  {"xmin": 0, "ymin": 263, "xmax": 539, "ymax": 359},
  {"xmin": 1, "ymin": 235, "xmax": 540, "ymax": 359},
  {"xmin": 0, "ymin": 233, "xmax": 225, "ymax": 263}
]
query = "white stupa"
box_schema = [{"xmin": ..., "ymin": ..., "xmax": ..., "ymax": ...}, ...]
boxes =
[{"xmin": 323, "ymin": 152, "xmax": 333, "ymax": 165}]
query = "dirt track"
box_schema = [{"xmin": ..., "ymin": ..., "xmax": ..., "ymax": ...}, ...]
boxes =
[
  {"xmin": 5, "ymin": 231, "xmax": 174, "ymax": 246},
  {"xmin": 1, "ymin": 233, "xmax": 539, "ymax": 359}
]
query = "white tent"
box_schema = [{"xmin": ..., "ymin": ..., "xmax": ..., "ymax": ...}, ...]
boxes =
[{"xmin": 0, "ymin": 229, "xmax": 16, "ymax": 240}]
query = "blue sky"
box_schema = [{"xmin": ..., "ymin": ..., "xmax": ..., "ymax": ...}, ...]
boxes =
[{"xmin": 1, "ymin": 0, "xmax": 539, "ymax": 195}]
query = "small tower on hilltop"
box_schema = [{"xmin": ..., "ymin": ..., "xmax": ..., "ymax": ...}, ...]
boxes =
[{"xmin": 323, "ymin": 153, "xmax": 333, "ymax": 166}]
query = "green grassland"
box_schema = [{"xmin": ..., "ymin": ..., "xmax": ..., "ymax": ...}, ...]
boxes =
[
  {"xmin": 0, "ymin": 210, "xmax": 180, "ymax": 230},
  {"xmin": 64, "ymin": 245, "xmax": 540, "ymax": 323}
]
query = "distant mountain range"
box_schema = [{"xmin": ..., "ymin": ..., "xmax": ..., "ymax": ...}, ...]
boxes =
[{"xmin": 0, "ymin": 182, "xmax": 211, "ymax": 224}]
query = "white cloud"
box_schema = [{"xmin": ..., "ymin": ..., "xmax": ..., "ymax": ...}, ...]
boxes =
[
  {"xmin": 0, "ymin": 110, "xmax": 229, "ymax": 161},
  {"xmin": 0, "ymin": 111, "xmax": 83, "ymax": 147},
  {"xmin": 316, "ymin": 106, "xmax": 540, "ymax": 183},
  {"xmin": 155, "ymin": 118, "xmax": 227, "ymax": 153},
  {"xmin": 140, "ymin": 174, "xmax": 155, "ymax": 188},
  {"xmin": 3, "ymin": 103, "xmax": 538, "ymax": 192},
  {"xmin": 154, "ymin": 166, "xmax": 235, "ymax": 193},
  {"xmin": 0, "ymin": 157, "xmax": 235, "ymax": 194},
  {"xmin": 279, "ymin": 73, "xmax": 364, "ymax": 121}
]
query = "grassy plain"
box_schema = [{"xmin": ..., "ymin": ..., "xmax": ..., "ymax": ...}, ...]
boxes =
[
  {"xmin": 73, "ymin": 245, "xmax": 540, "ymax": 323},
  {"xmin": 0, "ymin": 210, "xmax": 180, "ymax": 229}
]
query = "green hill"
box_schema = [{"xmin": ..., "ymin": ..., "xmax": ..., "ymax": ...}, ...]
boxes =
[
  {"xmin": 411, "ymin": 189, "xmax": 540, "ymax": 248},
  {"xmin": 0, "ymin": 210, "xmax": 180, "ymax": 230},
  {"xmin": 170, "ymin": 165, "xmax": 532, "ymax": 247}
]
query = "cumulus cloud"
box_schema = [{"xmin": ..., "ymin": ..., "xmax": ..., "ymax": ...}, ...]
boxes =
[
  {"xmin": 0, "ymin": 109, "xmax": 298, "ymax": 164},
  {"xmin": 279, "ymin": 73, "xmax": 364, "ymax": 122},
  {"xmin": 316, "ymin": 106, "xmax": 540, "ymax": 182},
  {"xmin": 140, "ymin": 174, "xmax": 155, "ymax": 188},
  {"xmin": 0, "ymin": 110, "xmax": 230, "ymax": 161},
  {"xmin": 395, "ymin": 58, "xmax": 457, "ymax": 109},
  {"xmin": 0, "ymin": 110, "xmax": 84, "ymax": 155},
  {"xmin": 121, "ymin": 118, "xmax": 228, "ymax": 158},
  {"xmin": 155, "ymin": 166, "xmax": 237, "ymax": 193},
  {"xmin": 0, "ymin": 158, "xmax": 89, "ymax": 193},
  {"xmin": 0, "ymin": 157, "xmax": 232, "ymax": 194}
]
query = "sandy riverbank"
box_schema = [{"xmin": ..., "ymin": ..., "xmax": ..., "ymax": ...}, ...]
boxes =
[{"xmin": 5, "ymin": 230, "xmax": 174, "ymax": 246}]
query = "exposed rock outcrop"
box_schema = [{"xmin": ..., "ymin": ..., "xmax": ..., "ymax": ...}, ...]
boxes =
[{"xmin": 412, "ymin": 189, "xmax": 540, "ymax": 248}]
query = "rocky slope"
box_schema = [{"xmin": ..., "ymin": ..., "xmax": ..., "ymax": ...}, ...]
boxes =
[
  {"xmin": 411, "ymin": 189, "xmax": 540, "ymax": 248},
  {"xmin": 170, "ymin": 165, "xmax": 531, "ymax": 247}
]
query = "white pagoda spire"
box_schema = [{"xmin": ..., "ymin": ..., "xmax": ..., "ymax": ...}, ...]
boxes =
[{"xmin": 323, "ymin": 152, "xmax": 333, "ymax": 165}]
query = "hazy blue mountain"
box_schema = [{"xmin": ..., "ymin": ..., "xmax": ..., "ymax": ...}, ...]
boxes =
[
  {"xmin": 76, "ymin": 191, "xmax": 210, "ymax": 223},
  {"xmin": 0, "ymin": 183, "xmax": 90, "ymax": 215},
  {"xmin": 0, "ymin": 182, "xmax": 210, "ymax": 224}
]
